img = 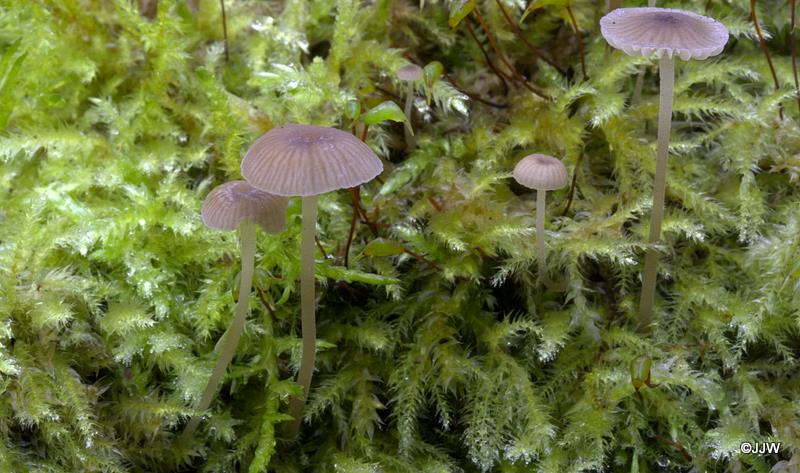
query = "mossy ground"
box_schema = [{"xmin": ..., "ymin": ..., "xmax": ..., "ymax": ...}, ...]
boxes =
[{"xmin": 1, "ymin": 0, "xmax": 799, "ymax": 472}]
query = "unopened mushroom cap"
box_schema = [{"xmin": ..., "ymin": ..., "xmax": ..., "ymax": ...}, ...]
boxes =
[
  {"xmin": 241, "ymin": 125, "xmax": 383, "ymax": 197},
  {"xmin": 600, "ymin": 8, "xmax": 728, "ymax": 61},
  {"xmin": 513, "ymin": 154, "xmax": 569, "ymax": 191},
  {"xmin": 397, "ymin": 64, "xmax": 423, "ymax": 82},
  {"xmin": 201, "ymin": 180, "xmax": 288, "ymax": 233}
]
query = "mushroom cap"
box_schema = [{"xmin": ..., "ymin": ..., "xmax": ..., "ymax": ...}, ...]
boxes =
[
  {"xmin": 513, "ymin": 154, "xmax": 569, "ymax": 191},
  {"xmin": 241, "ymin": 124, "xmax": 383, "ymax": 197},
  {"xmin": 201, "ymin": 180, "xmax": 288, "ymax": 233},
  {"xmin": 600, "ymin": 8, "xmax": 728, "ymax": 61},
  {"xmin": 396, "ymin": 64, "xmax": 423, "ymax": 82}
]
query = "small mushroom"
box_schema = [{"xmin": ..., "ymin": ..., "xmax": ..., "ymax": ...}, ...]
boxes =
[
  {"xmin": 513, "ymin": 154, "xmax": 569, "ymax": 289},
  {"xmin": 600, "ymin": 8, "xmax": 728, "ymax": 329},
  {"xmin": 241, "ymin": 124, "xmax": 383, "ymax": 436},
  {"xmin": 396, "ymin": 63, "xmax": 423, "ymax": 150},
  {"xmin": 182, "ymin": 180, "xmax": 287, "ymax": 440}
]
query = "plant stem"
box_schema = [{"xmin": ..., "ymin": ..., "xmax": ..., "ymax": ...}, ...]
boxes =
[
  {"xmin": 493, "ymin": 0, "xmax": 566, "ymax": 76},
  {"xmin": 638, "ymin": 54, "xmax": 674, "ymax": 332},
  {"xmin": 791, "ymin": 0, "xmax": 800, "ymax": 115},
  {"xmin": 536, "ymin": 189, "xmax": 547, "ymax": 282},
  {"xmin": 564, "ymin": 4, "xmax": 587, "ymax": 80},
  {"xmin": 220, "ymin": 0, "xmax": 229, "ymax": 62},
  {"xmin": 286, "ymin": 195, "xmax": 318, "ymax": 437},
  {"xmin": 750, "ymin": 0, "xmax": 783, "ymax": 120},
  {"xmin": 180, "ymin": 220, "xmax": 257, "ymax": 441},
  {"xmin": 403, "ymin": 83, "xmax": 416, "ymax": 150}
]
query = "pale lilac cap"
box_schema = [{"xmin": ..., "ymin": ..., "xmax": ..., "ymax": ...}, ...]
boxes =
[
  {"xmin": 201, "ymin": 180, "xmax": 288, "ymax": 233},
  {"xmin": 513, "ymin": 154, "xmax": 569, "ymax": 191},
  {"xmin": 600, "ymin": 8, "xmax": 728, "ymax": 61},
  {"xmin": 241, "ymin": 125, "xmax": 383, "ymax": 197},
  {"xmin": 397, "ymin": 64, "xmax": 423, "ymax": 82}
]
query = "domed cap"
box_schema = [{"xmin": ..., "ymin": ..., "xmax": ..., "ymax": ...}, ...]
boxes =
[
  {"xmin": 513, "ymin": 154, "xmax": 569, "ymax": 191},
  {"xmin": 600, "ymin": 8, "xmax": 728, "ymax": 61},
  {"xmin": 201, "ymin": 180, "xmax": 288, "ymax": 233},
  {"xmin": 241, "ymin": 124, "xmax": 383, "ymax": 197},
  {"xmin": 397, "ymin": 64, "xmax": 423, "ymax": 82}
]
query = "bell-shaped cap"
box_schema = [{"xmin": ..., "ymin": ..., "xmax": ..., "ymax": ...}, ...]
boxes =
[
  {"xmin": 513, "ymin": 154, "xmax": 569, "ymax": 191},
  {"xmin": 241, "ymin": 124, "xmax": 383, "ymax": 197},
  {"xmin": 600, "ymin": 8, "xmax": 728, "ymax": 61},
  {"xmin": 201, "ymin": 180, "xmax": 288, "ymax": 233},
  {"xmin": 397, "ymin": 64, "xmax": 423, "ymax": 82}
]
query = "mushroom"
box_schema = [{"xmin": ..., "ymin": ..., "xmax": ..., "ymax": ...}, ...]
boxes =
[
  {"xmin": 599, "ymin": 8, "xmax": 728, "ymax": 329},
  {"xmin": 182, "ymin": 180, "xmax": 287, "ymax": 440},
  {"xmin": 396, "ymin": 63, "xmax": 423, "ymax": 150},
  {"xmin": 240, "ymin": 124, "xmax": 383, "ymax": 436},
  {"xmin": 513, "ymin": 154, "xmax": 569, "ymax": 289}
]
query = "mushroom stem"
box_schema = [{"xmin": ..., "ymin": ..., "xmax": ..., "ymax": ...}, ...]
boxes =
[
  {"xmin": 180, "ymin": 220, "xmax": 257, "ymax": 441},
  {"xmin": 536, "ymin": 189, "xmax": 548, "ymax": 283},
  {"xmin": 638, "ymin": 54, "xmax": 674, "ymax": 331},
  {"xmin": 287, "ymin": 195, "xmax": 318, "ymax": 436},
  {"xmin": 403, "ymin": 84, "xmax": 416, "ymax": 150}
]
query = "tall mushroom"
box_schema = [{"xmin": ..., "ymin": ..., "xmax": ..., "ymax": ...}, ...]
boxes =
[
  {"xmin": 599, "ymin": 8, "xmax": 728, "ymax": 330},
  {"xmin": 241, "ymin": 124, "xmax": 383, "ymax": 436},
  {"xmin": 513, "ymin": 154, "xmax": 569, "ymax": 289},
  {"xmin": 182, "ymin": 180, "xmax": 288, "ymax": 440},
  {"xmin": 396, "ymin": 63, "xmax": 423, "ymax": 150}
]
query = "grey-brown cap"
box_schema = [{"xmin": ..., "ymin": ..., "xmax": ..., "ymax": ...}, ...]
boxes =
[
  {"xmin": 513, "ymin": 154, "xmax": 569, "ymax": 191},
  {"xmin": 397, "ymin": 64, "xmax": 423, "ymax": 82},
  {"xmin": 241, "ymin": 124, "xmax": 383, "ymax": 197},
  {"xmin": 201, "ymin": 180, "xmax": 288, "ymax": 233},
  {"xmin": 600, "ymin": 8, "xmax": 728, "ymax": 61}
]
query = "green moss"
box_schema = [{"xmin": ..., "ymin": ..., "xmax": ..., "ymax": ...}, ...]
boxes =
[{"xmin": 1, "ymin": 0, "xmax": 799, "ymax": 471}]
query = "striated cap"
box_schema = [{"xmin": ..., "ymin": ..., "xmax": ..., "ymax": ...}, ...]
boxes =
[
  {"xmin": 513, "ymin": 154, "xmax": 569, "ymax": 191},
  {"xmin": 397, "ymin": 64, "xmax": 423, "ymax": 82},
  {"xmin": 201, "ymin": 180, "xmax": 288, "ymax": 233},
  {"xmin": 600, "ymin": 8, "xmax": 728, "ymax": 61},
  {"xmin": 241, "ymin": 124, "xmax": 383, "ymax": 197}
]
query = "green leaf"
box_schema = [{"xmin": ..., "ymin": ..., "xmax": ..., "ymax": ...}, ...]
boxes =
[
  {"xmin": 317, "ymin": 264, "xmax": 400, "ymax": 285},
  {"xmin": 423, "ymin": 61, "xmax": 445, "ymax": 104},
  {"xmin": 362, "ymin": 101, "xmax": 406, "ymax": 125},
  {"xmin": 629, "ymin": 355, "xmax": 652, "ymax": 391},
  {"xmin": 0, "ymin": 39, "xmax": 26, "ymax": 130},
  {"xmin": 363, "ymin": 238, "xmax": 405, "ymax": 257},
  {"xmin": 521, "ymin": 0, "xmax": 568, "ymax": 22},
  {"xmin": 448, "ymin": 0, "xmax": 476, "ymax": 28}
]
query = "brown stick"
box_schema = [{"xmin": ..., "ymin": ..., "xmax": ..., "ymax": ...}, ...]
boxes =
[
  {"xmin": 220, "ymin": 0, "xmax": 229, "ymax": 62},
  {"xmin": 471, "ymin": 7, "xmax": 550, "ymax": 99},
  {"xmin": 344, "ymin": 191, "xmax": 359, "ymax": 268},
  {"xmin": 565, "ymin": 4, "xmax": 587, "ymax": 80},
  {"xmin": 791, "ymin": 0, "xmax": 800, "ymax": 115},
  {"xmin": 464, "ymin": 17, "xmax": 510, "ymax": 96},
  {"xmin": 494, "ymin": 0, "xmax": 566, "ymax": 75},
  {"xmin": 750, "ymin": 0, "xmax": 784, "ymax": 120},
  {"xmin": 442, "ymin": 71, "xmax": 509, "ymax": 108},
  {"xmin": 402, "ymin": 249, "xmax": 442, "ymax": 271},
  {"xmin": 561, "ymin": 154, "xmax": 582, "ymax": 216}
]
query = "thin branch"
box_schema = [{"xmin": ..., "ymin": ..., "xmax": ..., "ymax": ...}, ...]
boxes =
[
  {"xmin": 472, "ymin": 7, "xmax": 551, "ymax": 99},
  {"xmin": 561, "ymin": 154, "xmax": 582, "ymax": 216},
  {"xmin": 565, "ymin": 4, "xmax": 587, "ymax": 80},
  {"xmin": 494, "ymin": 0, "xmax": 566, "ymax": 76},
  {"xmin": 402, "ymin": 248, "xmax": 443, "ymax": 271},
  {"xmin": 750, "ymin": 0, "xmax": 784, "ymax": 120},
  {"xmin": 220, "ymin": 0, "xmax": 229, "ymax": 62},
  {"xmin": 464, "ymin": 17, "xmax": 510, "ymax": 96},
  {"xmin": 439, "ymin": 72, "xmax": 509, "ymax": 108},
  {"xmin": 791, "ymin": 0, "xmax": 800, "ymax": 115}
]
